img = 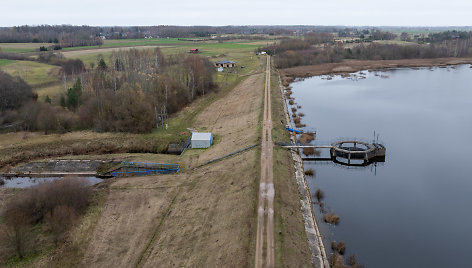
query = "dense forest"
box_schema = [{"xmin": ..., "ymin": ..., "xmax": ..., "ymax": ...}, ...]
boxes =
[
  {"xmin": 0, "ymin": 48, "xmax": 216, "ymax": 134},
  {"xmin": 259, "ymin": 31, "xmax": 472, "ymax": 68},
  {"xmin": 0, "ymin": 25, "xmax": 102, "ymax": 47}
]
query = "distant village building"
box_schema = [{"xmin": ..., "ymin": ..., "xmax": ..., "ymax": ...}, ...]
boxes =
[
  {"xmin": 215, "ymin": 60, "xmax": 236, "ymax": 68},
  {"xmin": 191, "ymin": 132, "xmax": 213, "ymax": 148}
]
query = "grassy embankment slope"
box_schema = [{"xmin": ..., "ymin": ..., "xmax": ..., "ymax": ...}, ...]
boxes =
[{"xmin": 270, "ymin": 62, "xmax": 313, "ymax": 267}]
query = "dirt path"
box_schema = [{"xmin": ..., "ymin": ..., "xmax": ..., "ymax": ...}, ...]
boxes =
[{"xmin": 255, "ymin": 56, "xmax": 275, "ymax": 268}]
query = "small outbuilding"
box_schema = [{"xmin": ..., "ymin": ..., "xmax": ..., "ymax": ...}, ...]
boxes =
[
  {"xmin": 189, "ymin": 48, "xmax": 199, "ymax": 53},
  {"xmin": 191, "ymin": 132, "xmax": 213, "ymax": 148},
  {"xmin": 215, "ymin": 60, "xmax": 236, "ymax": 68}
]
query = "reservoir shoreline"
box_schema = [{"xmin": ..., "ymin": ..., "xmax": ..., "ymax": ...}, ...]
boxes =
[
  {"xmin": 277, "ymin": 73, "xmax": 329, "ymax": 268},
  {"xmin": 279, "ymin": 57, "xmax": 472, "ymax": 85},
  {"xmin": 286, "ymin": 64, "xmax": 472, "ymax": 267}
]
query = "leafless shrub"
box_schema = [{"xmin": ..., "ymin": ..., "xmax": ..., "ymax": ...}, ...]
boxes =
[
  {"xmin": 303, "ymin": 147, "xmax": 314, "ymax": 155},
  {"xmin": 2, "ymin": 177, "xmax": 91, "ymax": 259},
  {"xmin": 297, "ymin": 105, "xmax": 301, "ymax": 109},
  {"xmin": 293, "ymin": 117, "xmax": 301, "ymax": 124},
  {"xmin": 315, "ymin": 189, "xmax": 324, "ymax": 202},
  {"xmin": 329, "ymin": 252, "xmax": 345, "ymax": 268},
  {"xmin": 336, "ymin": 241, "xmax": 346, "ymax": 255},
  {"xmin": 304, "ymin": 169, "xmax": 314, "ymax": 176},
  {"xmin": 302, "ymin": 147, "xmax": 320, "ymax": 156},
  {"xmin": 295, "ymin": 123, "xmax": 306, "ymax": 128},
  {"xmin": 291, "ymin": 107, "xmax": 297, "ymax": 113},
  {"xmin": 299, "ymin": 132, "xmax": 314, "ymax": 143},
  {"xmin": 0, "ymin": 178, "xmax": 4, "ymax": 186},
  {"xmin": 5, "ymin": 177, "xmax": 91, "ymax": 227},
  {"xmin": 288, "ymin": 100, "xmax": 294, "ymax": 105},
  {"xmin": 323, "ymin": 213, "xmax": 340, "ymax": 225},
  {"xmin": 319, "ymin": 202, "xmax": 327, "ymax": 214},
  {"xmin": 292, "ymin": 113, "xmax": 297, "ymax": 118},
  {"xmin": 46, "ymin": 205, "xmax": 78, "ymax": 245},
  {"xmin": 347, "ymin": 255, "xmax": 357, "ymax": 266},
  {"xmin": 2, "ymin": 202, "xmax": 34, "ymax": 259},
  {"xmin": 298, "ymin": 112, "xmax": 305, "ymax": 117}
]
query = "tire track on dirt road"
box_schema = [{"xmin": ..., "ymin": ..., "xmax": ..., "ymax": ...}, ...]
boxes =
[{"xmin": 255, "ymin": 56, "xmax": 275, "ymax": 268}]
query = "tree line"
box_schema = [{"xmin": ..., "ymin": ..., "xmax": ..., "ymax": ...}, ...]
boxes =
[
  {"xmin": 0, "ymin": 25, "xmax": 102, "ymax": 47},
  {"xmin": 258, "ymin": 31, "xmax": 472, "ymax": 69}
]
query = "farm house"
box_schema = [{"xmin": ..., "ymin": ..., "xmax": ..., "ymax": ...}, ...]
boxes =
[
  {"xmin": 191, "ymin": 132, "xmax": 213, "ymax": 148},
  {"xmin": 215, "ymin": 60, "xmax": 236, "ymax": 68}
]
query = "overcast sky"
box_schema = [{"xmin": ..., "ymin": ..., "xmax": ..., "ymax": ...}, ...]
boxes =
[{"xmin": 2, "ymin": 0, "xmax": 471, "ymax": 27}]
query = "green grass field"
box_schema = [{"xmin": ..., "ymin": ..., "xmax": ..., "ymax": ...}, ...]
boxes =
[
  {"xmin": 62, "ymin": 38, "xmax": 183, "ymax": 51},
  {"xmin": 0, "ymin": 42, "xmax": 51, "ymax": 53},
  {"xmin": 0, "ymin": 59, "xmax": 15, "ymax": 66},
  {"xmin": 0, "ymin": 60, "xmax": 61, "ymax": 87}
]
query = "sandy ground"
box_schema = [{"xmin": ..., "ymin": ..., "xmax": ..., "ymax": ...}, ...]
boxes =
[
  {"xmin": 79, "ymin": 72, "xmax": 264, "ymax": 267},
  {"xmin": 280, "ymin": 57, "xmax": 472, "ymax": 80}
]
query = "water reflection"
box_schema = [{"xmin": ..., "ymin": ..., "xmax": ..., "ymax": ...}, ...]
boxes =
[{"xmin": 290, "ymin": 65, "xmax": 472, "ymax": 268}]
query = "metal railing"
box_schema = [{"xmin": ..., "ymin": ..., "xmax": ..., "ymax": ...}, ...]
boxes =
[{"xmin": 111, "ymin": 162, "xmax": 181, "ymax": 177}]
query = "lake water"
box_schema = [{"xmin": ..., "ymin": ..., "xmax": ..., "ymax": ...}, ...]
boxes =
[
  {"xmin": 289, "ymin": 65, "xmax": 472, "ymax": 267},
  {"xmin": 0, "ymin": 176, "xmax": 103, "ymax": 188}
]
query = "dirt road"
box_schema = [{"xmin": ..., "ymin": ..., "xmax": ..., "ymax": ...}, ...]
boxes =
[{"xmin": 255, "ymin": 56, "xmax": 275, "ymax": 268}]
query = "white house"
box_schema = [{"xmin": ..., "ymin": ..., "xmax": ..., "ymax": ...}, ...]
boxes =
[{"xmin": 191, "ymin": 132, "xmax": 213, "ymax": 148}]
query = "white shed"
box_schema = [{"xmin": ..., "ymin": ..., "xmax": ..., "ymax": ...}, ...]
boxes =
[{"xmin": 191, "ymin": 132, "xmax": 213, "ymax": 148}]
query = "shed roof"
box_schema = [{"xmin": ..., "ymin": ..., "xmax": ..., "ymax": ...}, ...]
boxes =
[
  {"xmin": 191, "ymin": 132, "xmax": 213, "ymax": 141},
  {"xmin": 215, "ymin": 60, "xmax": 236, "ymax": 64}
]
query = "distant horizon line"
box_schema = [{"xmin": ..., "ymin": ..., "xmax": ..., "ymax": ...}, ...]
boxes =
[{"xmin": 1, "ymin": 24, "xmax": 471, "ymax": 28}]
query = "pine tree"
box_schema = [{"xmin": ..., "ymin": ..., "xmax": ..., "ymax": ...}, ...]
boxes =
[
  {"xmin": 66, "ymin": 78, "xmax": 82, "ymax": 110},
  {"xmin": 44, "ymin": 95, "xmax": 52, "ymax": 104},
  {"xmin": 97, "ymin": 58, "xmax": 107, "ymax": 70},
  {"xmin": 60, "ymin": 95, "xmax": 66, "ymax": 108}
]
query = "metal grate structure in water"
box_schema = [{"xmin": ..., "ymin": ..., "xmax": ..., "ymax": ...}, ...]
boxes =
[{"xmin": 110, "ymin": 162, "xmax": 180, "ymax": 177}]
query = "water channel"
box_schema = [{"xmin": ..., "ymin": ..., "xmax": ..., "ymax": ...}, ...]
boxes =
[{"xmin": 289, "ymin": 64, "xmax": 472, "ymax": 267}]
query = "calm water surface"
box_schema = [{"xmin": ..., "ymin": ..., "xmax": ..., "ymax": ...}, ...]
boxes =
[{"xmin": 290, "ymin": 65, "xmax": 472, "ymax": 267}]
